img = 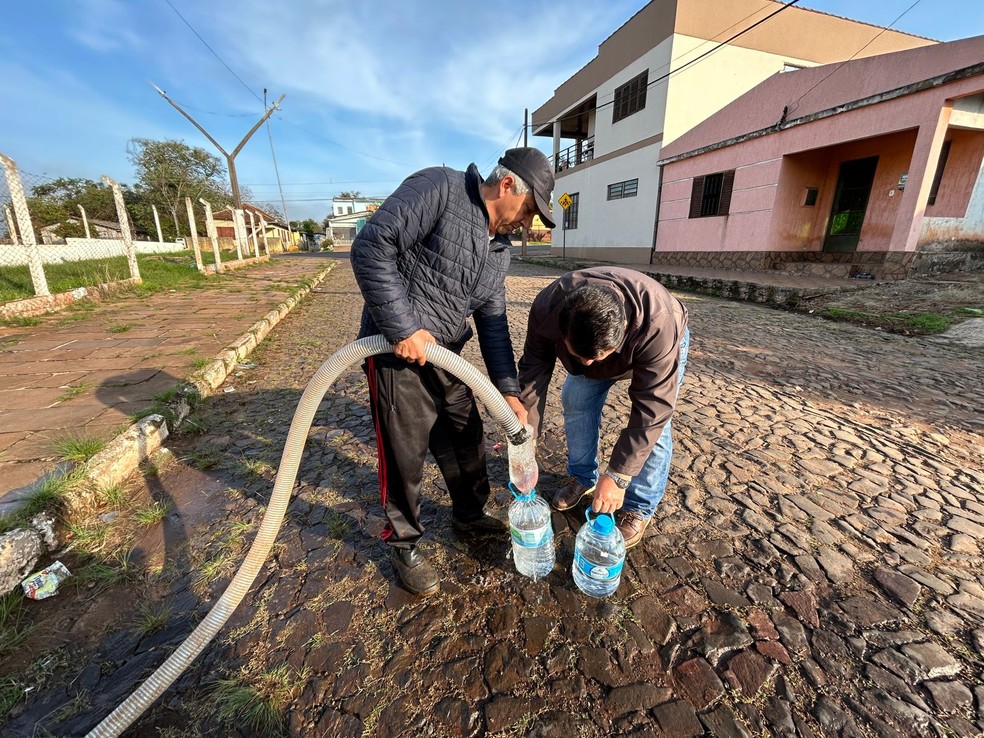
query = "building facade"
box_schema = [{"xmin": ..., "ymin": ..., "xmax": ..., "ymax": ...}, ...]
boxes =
[
  {"xmin": 331, "ymin": 196, "xmax": 384, "ymax": 217},
  {"xmin": 654, "ymin": 36, "xmax": 984, "ymax": 279},
  {"xmin": 532, "ymin": 0, "xmax": 934, "ymax": 262}
]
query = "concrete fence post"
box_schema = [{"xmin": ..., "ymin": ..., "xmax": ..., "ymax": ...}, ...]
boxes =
[
  {"xmin": 185, "ymin": 197, "xmax": 204, "ymax": 272},
  {"xmin": 231, "ymin": 209, "xmax": 246, "ymax": 261},
  {"xmin": 259, "ymin": 217, "xmax": 270, "ymax": 256},
  {"xmin": 0, "ymin": 152, "xmax": 50, "ymax": 296},
  {"xmin": 78, "ymin": 204, "xmax": 91, "ymax": 239},
  {"xmin": 4, "ymin": 205, "xmax": 19, "ymax": 246},
  {"xmin": 101, "ymin": 175, "xmax": 141, "ymax": 283},
  {"xmin": 152, "ymin": 204, "xmax": 164, "ymax": 243},
  {"xmin": 199, "ymin": 198, "xmax": 223, "ymax": 273},
  {"xmin": 246, "ymin": 210, "xmax": 260, "ymax": 257}
]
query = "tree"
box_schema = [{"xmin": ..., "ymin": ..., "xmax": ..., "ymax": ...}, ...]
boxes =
[
  {"xmin": 127, "ymin": 138, "xmax": 231, "ymax": 237},
  {"xmin": 27, "ymin": 177, "xmax": 119, "ymax": 238},
  {"xmin": 337, "ymin": 191, "xmax": 362, "ymax": 199}
]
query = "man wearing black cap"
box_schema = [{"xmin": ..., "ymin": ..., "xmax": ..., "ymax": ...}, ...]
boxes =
[{"xmin": 351, "ymin": 147, "xmax": 555, "ymax": 595}]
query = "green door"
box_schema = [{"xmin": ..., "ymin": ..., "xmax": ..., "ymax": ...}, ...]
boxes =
[{"xmin": 823, "ymin": 156, "xmax": 878, "ymax": 253}]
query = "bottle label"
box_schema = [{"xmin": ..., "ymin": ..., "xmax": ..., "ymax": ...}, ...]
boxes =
[
  {"xmin": 574, "ymin": 550, "xmax": 623, "ymax": 581},
  {"xmin": 511, "ymin": 524, "xmax": 552, "ymax": 548}
]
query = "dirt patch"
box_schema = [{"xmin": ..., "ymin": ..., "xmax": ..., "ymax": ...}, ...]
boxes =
[{"xmin": 795, "ymin": 271, "xmax": 984, "ymax": 337}]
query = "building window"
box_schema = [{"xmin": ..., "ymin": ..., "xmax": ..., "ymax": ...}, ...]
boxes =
[
  {"xmin": 563, "ymin": 193, "xmax": 579, "ymax": 230},
  {"xmin": 804, "ymin": 187, "xmax": 819, "ymax": 206},
  {"xmin": 689, "ymin": 170, "xmax": 735, "ymax": 218},
  {"xmin": 607, "ymin": 179, "xmax": 639, "ymax": 200},
  {"xmin": 613, "ymin": 70, "xmax": 648, "ymax": 124},
  {"xmin": 927, "ymin": 140, "xmax": 951, "ymax": 206}
]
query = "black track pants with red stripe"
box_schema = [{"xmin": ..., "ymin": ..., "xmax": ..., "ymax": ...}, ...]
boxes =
[{"xmin": 364, "ymin": 355, "xmax": 490, "ymax": 548}]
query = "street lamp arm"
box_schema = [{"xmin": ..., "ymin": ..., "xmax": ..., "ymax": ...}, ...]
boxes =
[
  {"xmin": 231, "ymin": 94, "xmax": 286, "ymax": 158},
  {"xmin": 150, "ymin": 81, "xmax": 229, "ymax": 157}
]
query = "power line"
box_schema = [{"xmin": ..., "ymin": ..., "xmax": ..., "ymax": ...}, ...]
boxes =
[
  {"xmin": 163, "ymin": 0, "xmax": 263, "ymax": 104},
  {"xmin": 479, "ymin": 124, "xmax": 526, "ymax": 174},
  {"xmin": 787, "ymin": 0, "xmax": 925, "ymax": 115},
  {"xmin": 540, "ymin": 0, "xmax": 802, "ymax": 130}
]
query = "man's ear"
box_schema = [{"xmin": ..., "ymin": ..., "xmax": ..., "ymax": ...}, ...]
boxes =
[{"xmin": 498, "ymin": 175, "xmax": 516, "ymax": 197}]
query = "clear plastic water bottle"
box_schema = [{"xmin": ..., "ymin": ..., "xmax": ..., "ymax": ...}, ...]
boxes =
[
  {"xmin": 572, "ymin": 509, "xmax": 626, "ymax": 597},
  {"xmin": 508, "ymin": 482, "xmax": 555, "ymax": 580},
  {"xmin": 507, "ymin": 423, "xmax": 538, "ymax": 494}
]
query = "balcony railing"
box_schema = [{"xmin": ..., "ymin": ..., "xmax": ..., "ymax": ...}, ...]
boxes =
[{"xmin": 553, "ymin": 137, "xmax": 594, "ymax": 173}]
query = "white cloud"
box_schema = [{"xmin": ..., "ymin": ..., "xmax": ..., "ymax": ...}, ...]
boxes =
[{"xmin": 68, "ymin": 0, "xmax": 147, "ymax": 54}]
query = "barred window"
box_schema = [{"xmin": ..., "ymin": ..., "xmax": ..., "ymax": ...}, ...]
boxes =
[
  {"xmin": 563, "ymin": 193, "xmax": 579, "ymax": 230},
  {"xmin": 689, "ymin": 171, "xmax": 735, "ymax": 218},
  {"xmin": 607, "ymin": 179, "xmax": 639, "ymax": 200},
  {"xmin": 613, "ymin": 71, "xmax": 648, "ymax": 124}
]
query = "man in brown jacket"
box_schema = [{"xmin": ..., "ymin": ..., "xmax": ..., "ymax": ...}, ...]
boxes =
[{"xmin": 517, "ymin": 267, "xmax": 689, "ymax": 547}]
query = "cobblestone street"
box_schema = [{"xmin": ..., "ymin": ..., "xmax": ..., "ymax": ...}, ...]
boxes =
[{"xmin": 7, "ymin": 256, "xmax": 983, "ymax": 737}]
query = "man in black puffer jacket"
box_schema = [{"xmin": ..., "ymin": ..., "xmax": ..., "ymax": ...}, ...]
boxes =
[{"xmin": 352, "ymin": 147, "xmax": 555, "ymax": 595}]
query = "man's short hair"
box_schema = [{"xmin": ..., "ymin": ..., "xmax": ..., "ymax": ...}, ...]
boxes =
[
  {"xmin": 558, "ymin": 285, "xmax": 626, "ymax": 358},
  {"xmin": 485, "ymin": 165, "xmax": 531, "ymax": 196}
]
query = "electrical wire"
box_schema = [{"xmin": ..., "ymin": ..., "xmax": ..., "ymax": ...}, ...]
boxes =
[
  {"xmin": 538, "ymin": 0, "xmax": 802, "ymax": 131},
  {"xmin": 787, "ymin": 0, "xmax": 925, "ymax": 116},
  {"xmin": 163, "ymin": 0, "xmax": 263, "ymax": 105}
]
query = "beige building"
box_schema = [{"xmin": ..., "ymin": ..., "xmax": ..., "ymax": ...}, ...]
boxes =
[{"xmin": 532, "ymin": 0, "xmax": 935, "ymax": 262}]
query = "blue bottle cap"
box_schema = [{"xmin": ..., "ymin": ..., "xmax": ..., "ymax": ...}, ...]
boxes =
[{"xmin": 586, "ymin": 508, "xmax": 615, "ymax": 534}]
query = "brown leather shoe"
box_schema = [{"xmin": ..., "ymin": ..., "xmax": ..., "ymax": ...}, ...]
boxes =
[
  {"xmin": 617, "ymin": 511, "xmax": 651, "ymax": 548},
  {"xmin": 552, "ymin": 477, "xmax": 593, "ymax": 511}
]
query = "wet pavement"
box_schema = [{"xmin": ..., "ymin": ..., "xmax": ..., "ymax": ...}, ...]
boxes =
[{"xmin": 4, "ymin": 256, "xmax": 983, "ymax": 737}]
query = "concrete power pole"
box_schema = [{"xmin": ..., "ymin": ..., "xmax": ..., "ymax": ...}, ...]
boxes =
[
  {"xmin": 522, "ymin": 108, "xmax": 529, "ymax": 257},
  {"xmin": 151, "ymin": 83, "xmax": 285, "ymax": 209}
]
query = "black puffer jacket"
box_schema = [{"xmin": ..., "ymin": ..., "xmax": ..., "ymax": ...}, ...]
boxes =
[{"xmin": 351, "ymin": 164, "xmax": 519, "ymax": 395}]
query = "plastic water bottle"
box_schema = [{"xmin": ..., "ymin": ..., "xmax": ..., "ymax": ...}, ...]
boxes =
[
  {"xmin": 507, "ymin": 423, "xmax": 538, "ymax": 494},
  {"xmin": 572, "ymin": 509, "xmax": 626, "ymax": 597},
  {"xmin": 508, "ymin": 482, "xmax": 555, "ymax": 580}
]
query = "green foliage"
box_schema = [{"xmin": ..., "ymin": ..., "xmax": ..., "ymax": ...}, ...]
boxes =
[
  {"xmin": 211, "ymin": 665, "xmax": 306, "ymax": 736},
  {"xmin": 127, "ymin": 138, "xmax": 235, "ymax": 240},
  {"xmin": 822, "ymin": 307, "xmax": 952, "ymax": 334},
  {"xmin": 49, "ymin": 432, "xmax": 106, "ymax": 462}
]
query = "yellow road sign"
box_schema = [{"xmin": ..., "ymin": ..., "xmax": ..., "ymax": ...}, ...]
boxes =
[{"xmin": 558, "ymin": 193, "xmax": 573, "ymax": 210}]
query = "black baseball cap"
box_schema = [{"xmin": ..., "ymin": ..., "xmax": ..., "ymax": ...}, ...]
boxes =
[{"xmin": 498, "ymin": 147, "xmax": 556, "ymax": 229}]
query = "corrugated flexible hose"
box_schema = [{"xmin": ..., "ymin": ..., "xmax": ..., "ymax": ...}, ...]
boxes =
[{"xmin": 86, "ymin": 335, "xmax": 528, "ymax": 737}]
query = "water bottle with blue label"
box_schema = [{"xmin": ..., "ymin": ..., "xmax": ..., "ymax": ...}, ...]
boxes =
[
  {"xmin": 572, "ymin": 509, "xmax": 625, "ymax": 597},
  {"xmin": 508, "ymin": 482, "xmax": 555, "ymax": 580}
]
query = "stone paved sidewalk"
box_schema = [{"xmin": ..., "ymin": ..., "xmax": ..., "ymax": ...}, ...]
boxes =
[
  {"xmin": 5, "ymin": 256, "xmax": 982, "ymax": 737},
  {"xmin": 0, "ymin": 254, "xmax": 336, "ymax": 512}
]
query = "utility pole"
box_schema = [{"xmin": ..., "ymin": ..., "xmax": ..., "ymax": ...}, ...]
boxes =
[
  {"xmin": 264, "ymin": 87, "xmax": 293, "ymax": 247},
  {"xmin": 151, "ymin": 83, "xmax": 284, "ymax": 208},
  {"xmin": 522, "ymin": 108, "xmax": 529, "ymax": 257}
]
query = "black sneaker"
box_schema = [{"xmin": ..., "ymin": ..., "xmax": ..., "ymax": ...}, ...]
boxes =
[
  {"xmin": 389, "ymin": 546, "xmax": 440, "ymax": 596},
  {"xmin": 450, "ymin": 512, "xmax": 507, "ymax": 535}
]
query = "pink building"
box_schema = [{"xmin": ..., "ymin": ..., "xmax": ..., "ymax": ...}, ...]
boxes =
[{"xmin": 654, "ymin": 35, "xmax": 984, "ymax": 279}]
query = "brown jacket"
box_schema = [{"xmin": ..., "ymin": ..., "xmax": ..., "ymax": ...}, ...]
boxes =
[{"xmin": 518, "ymin": 267, "xmax": 689, "ymax": 476}]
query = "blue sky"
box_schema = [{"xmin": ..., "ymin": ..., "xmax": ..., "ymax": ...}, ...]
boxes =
[{"xmin": 2, "ymin": 0, "xmax": 982, "ymax": 223}]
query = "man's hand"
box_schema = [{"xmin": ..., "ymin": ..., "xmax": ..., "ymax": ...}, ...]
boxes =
[
  {"xmin": 394, "ymin": 329, "xmax": 436, "ymax": 366},
  {"xmin": 504, "ymin": 395, "xmax": 529, "ymax": 427},
  {"xmin": 591, "ymin": 474, "xmax": 625, "ymax": 515}
]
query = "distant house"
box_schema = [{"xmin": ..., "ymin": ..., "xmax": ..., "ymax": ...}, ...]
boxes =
[
  {"xmin": 39, "ymin": 216, "xmax": 149, "ymax": 244},
  {"xmin": 331, "ymin": 196, "xmax": 384, "ymax": 217},
  {"xmin": 212, "ymin": 204, "xmax": 297, "ymax": 251},
  {"xmin": 327, "ymin": 210, "xmax": 374, "ymax": 246},
  {"xmin": 654, "ymin": 34, "xmax": 984, "ymax": 279}
]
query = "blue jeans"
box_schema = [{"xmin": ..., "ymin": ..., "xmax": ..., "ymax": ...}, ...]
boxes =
[{"xmin": 561, "ymin": 328, "xmax": 690, "ymax": 518}]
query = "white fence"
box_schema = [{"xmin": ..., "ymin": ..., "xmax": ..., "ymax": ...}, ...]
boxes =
[
  {"xmin": 2, "ymin": 238, "xmax": 187, "ymax": 267},
  {"xmin": 0, "ymin": 150, "xmax": 270, "ymax": 313}
]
